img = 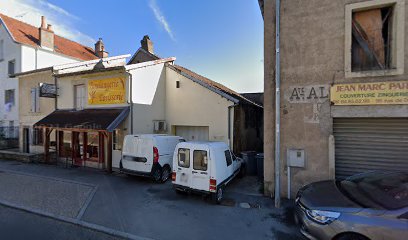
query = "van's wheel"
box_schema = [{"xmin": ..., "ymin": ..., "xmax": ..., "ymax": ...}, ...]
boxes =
[
  {"xmin": 151, "ymin": 166, "xmax": 162, "ymax": 183},
  {"xmin": 161, "ymin": 165, "xmax": 171, "ymax": 183},
  {"xmin": 212, "ymin": 186, "xmax": 223, "ymax": 204}
]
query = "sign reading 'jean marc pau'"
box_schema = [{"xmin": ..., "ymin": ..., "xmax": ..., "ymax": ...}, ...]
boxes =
[
  {"xmin": 88, "ymin": 77, "xmax": 126, "ymax": 105},
  {"xmin": 331, "ymin": 81, "xmax": 408, "ymax": 105}
]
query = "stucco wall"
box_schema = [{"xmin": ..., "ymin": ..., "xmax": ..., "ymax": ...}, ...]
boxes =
[
  {"xmin": 0, "ymin": 24, "xmax": 20, "ymax": 125},
  {"xmin": 130, "ymin": 64, "xmax": 166, "ymax": 134},
  {"xmin": 0, "ymin": 23, "xmax": 80, "ymax": 126},
  {"xmin": 263, "ymin": 0, "xmax": 408, "ymax": 198},
  {"xmin": 57, "ymin": 70, "xmax": 129, "ymax": 110},
  {"xmin": 165, "ymin": 66, "xmax": 234, "ymax": 145},
  {"xmin": 18, "ymin": 70, "xmax": 55, "ymax": 153},
  {"xmin": 263, "ymin": 0, "xmax": 276, "ymax": 197}
]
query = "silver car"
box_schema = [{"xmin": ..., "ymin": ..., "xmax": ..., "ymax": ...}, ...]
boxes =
[{"xmin": 294, "ymin": 171, "xmax": 408, "ymax": 240}]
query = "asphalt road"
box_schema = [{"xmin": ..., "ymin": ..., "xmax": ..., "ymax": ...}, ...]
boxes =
[
  {"xmin": 0, "ymin": 160, "xmax": 302, "ymax": 240},
  {"xmin": 0, "ymin": 205, "xmax": 124, "ymax": 240}
]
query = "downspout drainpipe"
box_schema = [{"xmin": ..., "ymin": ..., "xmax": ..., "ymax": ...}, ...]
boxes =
[
  {"xmin": 228, "ymin": 103, "xmax": 239, "ymax": 150},
  {"xmin": 127, "ymin": 72, "xmax": 134, "ymax": 134},
  {"xmin": 275, "ymin": 0, "xmax": 281, "ymax": 208},
  {"xmin": 54, "ymin": 75, "xmax": 58, "ymax": 110}
]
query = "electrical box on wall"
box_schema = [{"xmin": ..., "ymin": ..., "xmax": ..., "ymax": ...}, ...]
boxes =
[{"xmin": 287, "ymin": 148, "xmax": 305, "ymax": 168}]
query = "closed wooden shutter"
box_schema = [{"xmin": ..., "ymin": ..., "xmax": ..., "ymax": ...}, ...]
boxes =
[{"xmin": 334, "ymin": 118, "xmax": 408, "ymax": 179}]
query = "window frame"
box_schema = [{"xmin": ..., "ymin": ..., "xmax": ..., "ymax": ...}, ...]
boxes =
[
  {"xmin": 224, "ymin": 150, "xmax": 233, "ymax": 166},
  {"xmin": 5, "ymin": 89, "xmax": 15, "ymax": 106},
  {"xmin": 193, "ymin": 150, "xmax": 208, "ymax": 171},
  {"xmin": 32, "ymin": 128, "xmax": 43, "ymax": 146},
  {"xmin": 8, "ymin": 59, "xmax": 15, "ymax": 76},
  {"xmin": 30, "ymin": 87, "xmax": 40, "ymax": 113},
  {"xmin": 345, "ymin": 0, "xmax": 405, "ymax": 78},
  {"xmin": 74, "ymin": 84, "xmax": 86, "ymax": 110},
  {"xmin": 178, "ymin": 148, "xmax": 190, "ymax": 168}
]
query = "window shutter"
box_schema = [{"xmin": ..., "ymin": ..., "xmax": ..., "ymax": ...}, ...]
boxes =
[
  {"xmin": 36, "ymin": 87, "xmax": 40, "ymax": 112},
  {"xmin": 31, "ymin": 88, "xmax": 36, "ymax": 112}
]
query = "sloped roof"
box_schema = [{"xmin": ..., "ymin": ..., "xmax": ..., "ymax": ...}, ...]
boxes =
[
  {"xmin": 258, "ymin": 0, "xmax": 264, "ymax": 18},
  {"xmin": 171, "ymin": 65, "xmax": 262, "ymax": 108},
  {"xmin": 241, "ymin": 92, "xmax": 264, "ymax": 106},
  {"xmin": 0, "ymin": 13, "xmax": 98, "ymax": 61}
]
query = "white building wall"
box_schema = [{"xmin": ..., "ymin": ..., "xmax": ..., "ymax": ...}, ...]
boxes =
[
  {"xmin": 129, "ymin": 63, "xmax": 166, "ymax": 134},
  {"xmin": 0, "ymin": 25, "xmax": 20, "ymax": 126},
  {"xmin": 165, "ymin": 67, "xmax": 234, "ymax": 145},
  {"xmin": 0, "ymin": 23, "xmax": 84, "ymax": 127}
]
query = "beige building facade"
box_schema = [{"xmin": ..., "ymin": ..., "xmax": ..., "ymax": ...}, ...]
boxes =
[
  {"xmin": 17, "ymin": 51, "xmax": 262, "ymax": 172},
  {"xmin": 260, "ymin": 0, "xmax": 408, "ymax": 199}
]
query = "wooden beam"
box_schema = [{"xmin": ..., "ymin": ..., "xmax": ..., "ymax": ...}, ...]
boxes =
[
  {"xmin": 107, "ymin": 132, "xmax": 113, "ymax": 173},
  {"xmin": 98, "ymin": 132, "xmax": 105, "ymax": 165},
  {"xmin": 44, "ymin": 128, "xmax": 50, "ymax": 163},
  {"xmin": 58, "ymin": 131, "xmax": 64, "ymax": 157},
  {"xmin": 83, "ymin": 132, "xmax": 87, "ymax": 166}
]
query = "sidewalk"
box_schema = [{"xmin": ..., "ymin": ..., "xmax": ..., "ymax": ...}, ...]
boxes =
[{"xmin": 0, "ymin": 159, "xmax": 302, "ymax": 240}]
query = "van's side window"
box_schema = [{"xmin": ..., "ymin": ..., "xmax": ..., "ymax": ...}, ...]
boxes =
[
  {"xmin": 224, "ymin": 150, "xmax": 232, "ymax": 166},
  {"xmin": 178, "ymin": 148, "xmax": 190, "ymax": 168},
  {"xmin": 193, "ymin": 150, "xmax": 208, "ymax": 171}
]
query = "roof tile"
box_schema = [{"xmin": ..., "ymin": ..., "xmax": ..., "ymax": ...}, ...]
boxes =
[{"xmin": 0, "ymin": 13, "xmax": 98, "ymax": 61}]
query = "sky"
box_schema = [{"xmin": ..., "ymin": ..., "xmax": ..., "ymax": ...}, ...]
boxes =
[{"xmin": 0, "ymin": 0, "xmax": 264, "ymax": 93}]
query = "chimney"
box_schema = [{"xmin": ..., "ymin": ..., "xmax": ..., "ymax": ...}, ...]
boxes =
[
  {"xmin": 39, "ymin": 16, "xmax": 54, "ymax": 50},
  {"xmin": 95, "ymin": 38, "xmax": 109, "ymax": 58},
  {"xmin": 141, "ymin": 35, "xmax": 154, "ymax": 54}
]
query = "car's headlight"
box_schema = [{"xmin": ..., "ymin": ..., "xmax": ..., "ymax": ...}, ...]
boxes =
[{"xmin": 305, "ymin": 209, "xmax": 340, "ymax": 224}]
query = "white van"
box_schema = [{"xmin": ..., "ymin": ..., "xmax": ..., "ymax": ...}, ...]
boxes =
[
  {"xmin": 172, "ymin": 141, "xmax": 245, "ymax": 203},
  {"xmin": 120, "ymin": 134, "xmax": 184, "ymax": 182}
]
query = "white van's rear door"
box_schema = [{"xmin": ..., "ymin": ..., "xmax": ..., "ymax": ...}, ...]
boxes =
[
  {"xmin": 122, "ymin": 136, "xmax": 153, "ymax": 173},
  {"xmin": 191, "ymin": 147, "xmax": 210, "ymax": 192},
  {"xmin": 175, "ymin": 147, "xmax": 191, "ymax": 187}
]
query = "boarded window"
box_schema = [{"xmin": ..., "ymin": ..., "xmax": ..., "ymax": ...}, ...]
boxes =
[
  {"xmin": 352, "ymin": 6, "xmax": 394, "ymax": 72},
  {"xmin": 178, "ymin": 148, "xmax": 190, "ymax": 168},
  {"xmin": 193, "ymin": 150, "xmax": 208, "ymax": 171}
]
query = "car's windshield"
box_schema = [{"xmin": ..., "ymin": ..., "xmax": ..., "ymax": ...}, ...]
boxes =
[{"xmin": 339, "ymin": 172, "xmax": 408, "ymax": 210}]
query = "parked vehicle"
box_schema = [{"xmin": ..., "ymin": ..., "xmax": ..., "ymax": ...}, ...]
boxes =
[
  {"xmin": 295, "ymin": 171, "xmax": 408, "ymax": 240},
  {"xmin": 172, "ymin": 141, "xmax": 245, "ymax": 203},
  {"xmin": 120, "ymin": 134, "xmax": 184, "ymax": 182}
]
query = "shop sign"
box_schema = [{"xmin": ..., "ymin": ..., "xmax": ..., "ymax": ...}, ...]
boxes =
[
  {"xmin": 88, "ymin": 77, "xmax": 126, "ymax": 105},
  {"xmin": 39, "ymin": 83, "xmax": 57, "ymax": 98},
  {"xmin": 330, "ymin": 81, "xmax": 408, "ymax": 105}
]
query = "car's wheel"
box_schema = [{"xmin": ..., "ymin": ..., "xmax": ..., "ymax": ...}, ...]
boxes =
[
  {"xmin": 212, "ymin": 186, "xmax": 223, "ymax": 204},
  {"xmin": 151, "ymin": 166, "xmax": 162, "ymax": 183},
  {"xmin": 161, "ymin": 165, "xmax": 171, "ymax": 183},
  {"xmin": 238, "ymin": 165, "xmax": 246, "ymax": 178},
  {"xmin": 335, "ymin": 233, "xmax": 370, "ymax": 240}
]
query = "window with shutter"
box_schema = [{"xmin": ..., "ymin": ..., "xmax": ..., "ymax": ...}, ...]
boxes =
[{"xmin": 31, "ymin": 87, "xmax": 40, "ymax": 112}]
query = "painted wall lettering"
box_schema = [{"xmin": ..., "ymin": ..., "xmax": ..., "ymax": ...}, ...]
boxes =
[{"xmin": 286, "ymin": 85, "xmax": 329, "ymax": 103}]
